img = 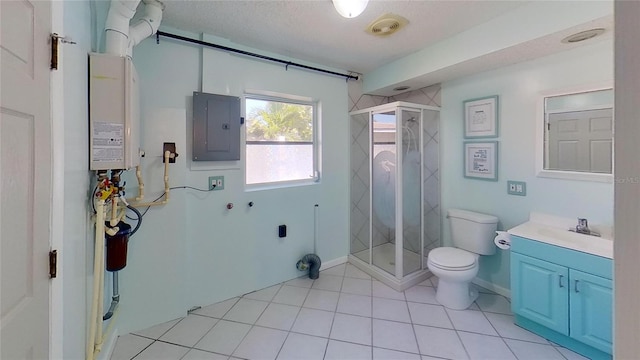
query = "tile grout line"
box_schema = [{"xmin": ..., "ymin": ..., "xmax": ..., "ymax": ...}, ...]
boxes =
[
  {"xmin": 180, "ymin": 316, "xmax": 220, "ymax": 358},
  {"xmin": 322, "ymin": 267, "xmax": 343, "ymax": 360},
  {"xmin": 478, "ymin": 304, "xmax": 519, "ymax": 359},
  {"xmin": 128, "ymin": 338, "xmax": 156, "ymax": 360},
  {"xmin": 254, "ymin": 280, "xmax": 305, "ymax": 359},
  {"xmin": 224, "ymin": 296, "xmax": 272, "ymax": 359},
  {"xmin": 406, "ymin": 293, "xmax": 424, "ymax": 357},
  {"xmin": 121, "ymin": 269, "xmax": 589, "ymax": 360},
  {"xmin": 270, "ymin": 279, "xmax": 307, "ymax": 360}
]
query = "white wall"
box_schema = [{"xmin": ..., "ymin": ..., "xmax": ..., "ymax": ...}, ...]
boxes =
[
  {"xmin": 441, "ymin": 40, "xmax": 614, "ymax": 290},
  {"xmin": 115, "ymin": 29, "xmax": 349, "ymax": 334},
  {"xmin": 614, "ymin": 1, "xmax": 640, "ymax": 356},
  {"xmin": 62, "ymin": 1, "xmax": 92, "ymax": 358}
]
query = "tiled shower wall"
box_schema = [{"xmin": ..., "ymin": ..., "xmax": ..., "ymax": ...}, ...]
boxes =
[
  {"xmin": 350, "ymin": 114, "xmax": 390, "ymax": 255},
  {"xmin": 348, "ymin": 80, "xmax": 441, "ymax": 264}
]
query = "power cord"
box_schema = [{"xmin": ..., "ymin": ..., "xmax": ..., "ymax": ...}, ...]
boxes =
[{"xmin": 126, "ymin": 185, "xmax": 216, "ymax": 220}]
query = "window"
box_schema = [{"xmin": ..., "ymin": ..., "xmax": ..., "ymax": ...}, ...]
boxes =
[{"xmin": 245, "ymin": 94, "xmax": 318, "ymax": 186}]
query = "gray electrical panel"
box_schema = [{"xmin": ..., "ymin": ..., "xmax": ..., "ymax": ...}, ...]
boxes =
[{"xmin": 192, "ymin": 92, "xmax": 242, "ymax": 161}]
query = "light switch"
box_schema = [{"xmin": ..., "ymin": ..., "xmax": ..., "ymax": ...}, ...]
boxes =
[{"xmin": 507, "ymin": 180, "xmax": 526, "ymax": 196}]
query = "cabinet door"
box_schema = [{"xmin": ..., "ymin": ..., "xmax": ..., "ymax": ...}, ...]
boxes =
[
  {"xmin": 569, "ymin": 269, "xmax": 612, "ymax": 354},
  {"xmin": 511, "ymin": 253, "xmax": 569, "ymax": 334}
]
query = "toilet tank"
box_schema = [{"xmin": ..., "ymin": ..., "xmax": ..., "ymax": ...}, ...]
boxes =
[{"xmin": 448, "ymin": 209, "xmax": 499, "ymax": 255}]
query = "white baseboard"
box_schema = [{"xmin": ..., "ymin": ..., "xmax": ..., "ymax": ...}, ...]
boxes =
[
  {"xmin": 472, "ymin": 278, "xmax": 511, "ymax": 299},
  {"xmin": 319, "ymin": 256, "xmax": 348, "ymax": 271},
  {"xmin": 96, "ymin": 328, "xmax": 119, "ymax": 360}
]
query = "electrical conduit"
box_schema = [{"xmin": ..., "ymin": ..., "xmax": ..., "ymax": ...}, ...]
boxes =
[{"xmin": 296, "ymin": 204, "xmax": 322, "ymax": 279}]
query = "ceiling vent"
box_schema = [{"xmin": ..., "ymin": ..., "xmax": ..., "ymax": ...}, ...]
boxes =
[
  {"xmin": 561, "ymin": 28, "xmax": 605, "ymax": 44},
  {"xmin": 366, "ymin": 13, "xmax": 409, "ymax": 37}
]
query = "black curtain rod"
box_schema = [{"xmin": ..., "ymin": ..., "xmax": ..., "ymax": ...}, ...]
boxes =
[{"xmin": 156, "ymin": 31, "xmax": 359, "ymax": 81}]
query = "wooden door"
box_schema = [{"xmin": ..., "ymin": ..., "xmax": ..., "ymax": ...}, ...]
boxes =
[
  {"xmin": 548, "ymin": 108, "xmax": 613, "ymax": 173},
  {"xmin": 1, "ymin": 1, "xmax": 52, "ymax": 358}
]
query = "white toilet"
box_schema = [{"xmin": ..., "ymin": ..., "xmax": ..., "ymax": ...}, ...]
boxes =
[{"xmin": 427, "ymin": 209, "xmax": 499, "ymax": 310}]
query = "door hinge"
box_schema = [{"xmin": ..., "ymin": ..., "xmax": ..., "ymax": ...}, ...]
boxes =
[
  {"xmin": 50, "ymin": 33, "xmax": 76, "ymax": 70},
  {"xmin": 49, "ymin": 250, "xmax": 58, "ymax": 279}
]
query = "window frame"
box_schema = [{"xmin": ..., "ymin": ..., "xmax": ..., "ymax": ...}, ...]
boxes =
[{"xmin": 244, "ymin": 92, "xmax": 320, "ymax": 189}]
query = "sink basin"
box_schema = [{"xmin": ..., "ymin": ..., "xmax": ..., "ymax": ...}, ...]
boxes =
[
  {"xmin": 509, "ymin": 221, "xmax": 613, "ymax": 259},
  {"xmin": 538, "ymin": 227, "xmax": 599, "ymax": 242}
]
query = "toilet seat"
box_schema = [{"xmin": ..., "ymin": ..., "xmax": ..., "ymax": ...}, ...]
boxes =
[{"xmin": 428, "ymin": 247, "xmax": 477, "ymax": 271}]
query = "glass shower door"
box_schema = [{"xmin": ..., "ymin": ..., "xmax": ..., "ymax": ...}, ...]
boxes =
[
  {"xmin": 371, "ymin": 111, "xmax": 397, "ymax": 276},
  {"xmin": 400, "ymin": 109, "xmax": 423, "ymax": 276}
]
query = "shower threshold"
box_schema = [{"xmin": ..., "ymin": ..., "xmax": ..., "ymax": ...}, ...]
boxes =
[{"xmin": 350, "ymin": 243, "xmax": 431, "ymax": 291}]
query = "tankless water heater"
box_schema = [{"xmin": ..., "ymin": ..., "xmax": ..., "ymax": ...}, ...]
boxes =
[{"xmin": 89, "ymin": 53, "xmax": 140, "ymax": 171}]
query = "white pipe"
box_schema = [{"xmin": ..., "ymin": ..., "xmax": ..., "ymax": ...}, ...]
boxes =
[
  {"xmin": 110, "ymin": 196, "xmax": 119, "ymax": 227},
  {"xmin": 95, "ymin": 244, "xmax": 105, "ymax": 353},
  {"xmin": 313, "ymin": 205, "xmax": 319, "ymax": 254},
  {"xmin": 127, "ymin": 0, "xmax": 164, "ymax": 56},
  {"xmin": 104, "ymin": 0, "xmax": 164, "ymax": 57},
  {"xmin": 87, "ymin": 200, "xmax": 105, "ymax": 360},
  {"xmin": 129, "ymin": 151, "xmax": 171, "ymax": 208},
  {"xmin": 134, "ymin": 165, "xmax": 144, "ymax": 201},
  {"xmin": 104, "ymin": 0, "xmax": 140, "ymax": 56}
]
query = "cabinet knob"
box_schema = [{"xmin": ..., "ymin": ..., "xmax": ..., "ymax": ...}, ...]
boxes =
[{"xmin": 559, "ymin": 275, "xmax": 564, "ymax": 288}]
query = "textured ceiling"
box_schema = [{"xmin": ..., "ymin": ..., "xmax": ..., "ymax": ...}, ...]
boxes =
[{"xmin": 159, "ymin": 0, "xmax": 527, "ymax": 74}]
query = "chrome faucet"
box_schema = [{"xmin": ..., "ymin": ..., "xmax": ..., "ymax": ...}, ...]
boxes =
[
  {"xmin": 576, "ymin": 218, "xmax": 590, "ymax": 234},
  {"xmin": 571, "ymin": 218, "xmax": 600, "ymax": 237}
]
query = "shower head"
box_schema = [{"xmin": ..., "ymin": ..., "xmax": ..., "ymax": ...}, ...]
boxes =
[{"xmin": 407, "ymin": 117, "xmax": 416, "ymax": 122}]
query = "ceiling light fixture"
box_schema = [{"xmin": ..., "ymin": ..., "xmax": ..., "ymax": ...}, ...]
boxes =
[
  {"xmin": 332, "ymin": 0, "xmax": 369, "ymax": 18},
  {"xmin": 561, "ymin": 28, "xmax": 605, "ymax": 44},
  {"xmin": 393, "ymin": 86, "xmax": 410, "ymax": 91}
]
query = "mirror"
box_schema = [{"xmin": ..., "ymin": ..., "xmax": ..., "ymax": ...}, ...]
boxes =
[{"xmin": 539, "ymin": 87, "xmax": 613, "ymax": 181}]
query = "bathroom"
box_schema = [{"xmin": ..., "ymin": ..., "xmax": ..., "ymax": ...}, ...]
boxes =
[
  {"xmin": 114, "ymin": 15, "xmax": 614, "ymax": 358},
  {"xmin": 8, "ymin": 0, "xmax": 637, "ymax": 359}
]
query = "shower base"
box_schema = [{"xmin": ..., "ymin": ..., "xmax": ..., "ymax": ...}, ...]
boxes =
[{"xmin": 350, "ymin": 243, "xmax": 431, "ymax": 292}]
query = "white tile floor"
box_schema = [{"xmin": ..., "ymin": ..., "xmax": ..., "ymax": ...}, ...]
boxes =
[{"xmin": 111, "ymin": 263, "xmax": 589, "ymax": 360}]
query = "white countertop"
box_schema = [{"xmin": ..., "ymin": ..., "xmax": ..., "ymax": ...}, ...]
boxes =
[{"xmin": 508, "ymin": 213, "xmax": 613, "ymax": 259}]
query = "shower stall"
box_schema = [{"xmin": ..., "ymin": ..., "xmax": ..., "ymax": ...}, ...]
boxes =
[{"xmin": 349, "ymin": 102, "xmax": 440, "ymax": 291}]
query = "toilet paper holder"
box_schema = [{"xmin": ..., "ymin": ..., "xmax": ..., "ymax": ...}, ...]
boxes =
[{"xmin": 494, "ymin": 231, "xmax": 511, "ymax": 249}]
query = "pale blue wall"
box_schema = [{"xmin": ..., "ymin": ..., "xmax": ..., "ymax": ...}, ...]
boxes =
[
  {"xmin": 440, "ymin": 40, "xmax": 614, "ymax": 290},
  {"xmin": 62, "ymin": 1, "xmax": 93, "ymax": 358},
  {"xmin": 115, "ymin": 29, "xmax": 349, "ymax": 334}
]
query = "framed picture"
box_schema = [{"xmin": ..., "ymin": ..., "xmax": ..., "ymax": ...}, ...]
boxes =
[
  {"xmin": 464, "ymin": 95, "xmax": 499, "ymax": 138},
  {"xmin": 464, "ymin": 141, "xmax": 498, "ymax": 181}
]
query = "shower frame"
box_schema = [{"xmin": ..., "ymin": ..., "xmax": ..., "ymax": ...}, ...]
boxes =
[{"xmin": 348, "ymin": 101, "xmax": 440, "ymax": 291}]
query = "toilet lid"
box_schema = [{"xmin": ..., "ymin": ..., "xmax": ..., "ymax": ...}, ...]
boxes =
[{"xmin": 429, "ymin": 247, "xmax": 476, "ymax": 269}]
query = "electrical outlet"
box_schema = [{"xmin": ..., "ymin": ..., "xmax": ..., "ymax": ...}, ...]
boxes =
[
  {"xmin": 208, "ymin": 176, "xmax": 224, "ymax": 191},
  {"xmin": 507, "ymin": 180, "xmax": 526, "ymax": 196},
  {"xmin": 163, "ymin": 142, "xmax": 178, "ymax": 163}
]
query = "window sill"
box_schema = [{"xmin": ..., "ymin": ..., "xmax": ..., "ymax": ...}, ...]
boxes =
[{"xmin": 245, "ymin": 178, "xmax": 319, "ymax": 192}]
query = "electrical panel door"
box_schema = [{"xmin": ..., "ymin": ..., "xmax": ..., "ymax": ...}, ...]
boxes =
[{"xmin": 192, "ymin": 92, "xmax": 241, "ymax": 161}]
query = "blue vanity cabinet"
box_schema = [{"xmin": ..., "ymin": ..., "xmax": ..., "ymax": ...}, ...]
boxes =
[
  {"xmin": 511, "ymin": 252, "xmax": 569, "ymax": 334},
  {"xmin": 510, "ymin": 235, "xmax": 612, "ymax": 360},
  {"xmin": 569, "ymin": 269, "xmax": 613, "ymax": 353}
]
